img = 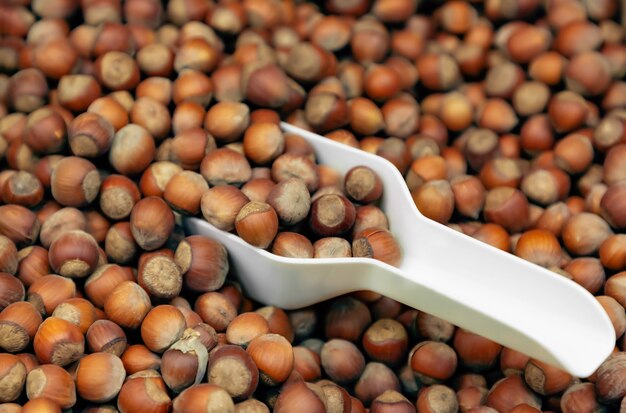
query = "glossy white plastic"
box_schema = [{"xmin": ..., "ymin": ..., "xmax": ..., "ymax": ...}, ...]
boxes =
[{"xmin": 183, "ymin": 122, "xmax": 615, "ymax": 378}]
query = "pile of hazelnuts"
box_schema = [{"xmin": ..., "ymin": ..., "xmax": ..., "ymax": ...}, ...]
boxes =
[
  {"xmin": 196, "ymin": 117, "xmax": 401, "ymax": 265},
  {"xmin": 1, "ymin": 0, "xmax": 626, "ymax": 412}
]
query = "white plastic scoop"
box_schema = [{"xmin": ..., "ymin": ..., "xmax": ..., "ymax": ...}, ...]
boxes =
[{"xmin": 184, "ymin": 122, "xmax": 615, "ymax": 378}]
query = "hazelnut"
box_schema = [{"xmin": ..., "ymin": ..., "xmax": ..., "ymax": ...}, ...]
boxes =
[
  {"xmin": 141, "ymin": 305, "xmax": 186, "ymax": 353},
  {"xmin": 313, "ymin": 237, "xmax": 352, "ymax": 258},
  {"xmin": 208, "ymin": 345, "xmax": 259, "ymax": 400},
  {"xmin": 27, "ymin": 274, "xmax": 76, "ymax": 316},
  {"xmin": 453, "ymin": 328, "xmax": 502, "ymax": 371},
  {"xmin": 86, "ymin": 319, "xmax": 127, "ymax": 356},
  {"xmin": 162, "ymin": 328, "xmax": 209, "ymax": 393},
  {"xmin": 33, "ymin": 316, "xmax": 84, "ymax": 366},
  {"xmin": 138, "ymin": 253, "xmax": 182, "ymax": 299},
  {"xmin": 594, "ymin": 352, "xmax": 626, "ymax": 402},
  {"xmin": 76, "ymin": 352, "xmax": 125, "ymax": 402},
  {"xmin": 130, "ymin": 197, "xmax": 175, "ymax": 251},
  {"xmin": 206, "ymin": 102, "xmax": 250, "ymax": 144},
  {"xmin": 362, "ymin": 318, "xmax": 408, "ymax": 366},
  {"xmin": 164, "ymin": 171, "xmax": 209, "ymax": 216},
  {"xmin": 109, "ymin": 124, "xmax": 156, "ymax": 175},
  {"xmin": 68, "ymin": 112, "xmax": 114, "ymax": 157},
  {"xmin": 247, "ymin": 333, "xmax": 294, "ymax": 386},
  {"xmin": 50, "ymin": 156, "xmax": 101, "ymax": 207},
  {"xmin": 172, "ymin": 383, "xmax": 234, "ymax": 412},
  {"xmin": 310, "ymin": 194, "xmax": 356, "ymax": 237},
  {"xmin": 25, "ymin": 363, "xmax": 75, "ymax": 408},
  {"xmin": 354, "ymin": 362, "xmax": 401, "ymax": 406},
  {"xmin": 120, "ymin": 345, "xmax": 161, "ymax": 375},
  {"xmin": 175, "ymin": 236, "xmax": 229, "ymax": 293},
  {"xmin": 524, "ymin": 359, "xmax": 573, "ymax": 396},
  {"xmin": 117, "ymin": 370, "xmax": 172, "ymax": 413},
  {"xmin": 273, "ymin": 381, "xmax": 328, "ymax": 413},
  {"xmin": 409, "ymin": 341, "xmax": 458, "ymax": 385},
  {"xmin": 562, "ymin": 212, "xmax": 613, "ymax": 256},
  {"xmin": 226, "ymin": 313, "xmax": 270, "ymax": 348},
  {"xmin": 104, "ymin": 222, "xmax": 137, "ymax": 265},
  {"xmin": 235, "ymin": 202, "xmax": 279, "ymax": 249},
  {"xmin": 486, "ymin": 376, "xmax": 541, "ymax": 413},
  {"xmin": 49, "ymin": 230, "xmax": 99, "ymax": 278},
  {"xmin": 104, "ymin": 281, "xmax": 151, "ymax": 330},
  {"xmin": 417, "ymin": 385, "xmax": 459, "ymax": 413},
  {"xmin": 201, "ymin": 148, "xmax": 252, "ymax": 187},
  {"xmin": 412, "ymin": 180, "xmax": 455, "ymax": 224},
  {"xmin": 195, "ymin": 292, "xmax": 237, "ymax": 332},
  {"xmin": 266, "ymin": 178, "xmax": 311, "ymax": 226}
]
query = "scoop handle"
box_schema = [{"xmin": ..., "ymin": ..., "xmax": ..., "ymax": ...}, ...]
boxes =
[{"xmin": 368, "ymin": 218, "xmax": 615, "ymax": 378}]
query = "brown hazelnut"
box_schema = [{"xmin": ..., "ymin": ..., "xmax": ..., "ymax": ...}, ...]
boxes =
[
  {"xmin": 560, "ymin": 383, "xmax": 603, "ymax": 413},
  {"xmin": 130, "ymin": 197, "xmax": 175, "ymax": 251},
  {"xmin": 39, "ymin": 207, "xmax": 86, "ymax": 249},
  {"xmin": 514, "ymin": 229, "xmax": 562, "ymax": 268},
  {"xmin": 120, "ymin": 345, "xmax": 161, "ymax": 375},
  {"xmin": 51, "ymin": 297, "xmax": 97, "ymax": 334},
  {"xmin": 25, "ymin": 363, "xmax": 74, "ymax": 408},
  {"xmin": 116, "ymin": 370, "xmax": 171, "ymax": 413},
  {"xmin": 412, "ymin": 180, "xmax": 455, "ymax": 224},
  {"xmin": 161, "ymin": 328, "xmax": 209, "ymax": 393},
  {"xmin": 266, "ymin": 178, "xmax": 311, "ymax": 226},
  {"xmin": 109, "ymin": 124, "xmax": 156, "ymax": 175},
  {"xmin": 524, "ymin": 359, "xmax": 573, "ymax": 396},
  {"xmin": 226, "ymin": 312, "xmax": 269, "ymax": 348},
  {"xmin": 0, "ymin": 236, "xmax": 18, "ymax": 276},
  {"xmin": 486, "ymin": 376, "xmax": 540, "ymax": 413},
  {"xmin": 313, "ymin": 237, "xmax": 352, "ymax": 258},
  {"xmin": 104, "ymin": 281, "xmax": 151, "ymax": 330},
  {"xmin": 75, "ymin": 352, "xmax": 125, "ymax": 403},
  {"xmin": 172, "ymin": 383, "xmax": 234, "ymax": 412},
  {"xmin": 354, "ymin": 361, "xmax": 401, "ymax": 406},
  {"xmin": 86, "ymin": 319, "xmax": 127, "ymax": 356},
  {"xmin": 362, "ymin": 318, "xmax": 408, "ymax": 366},
  {"xmin": 348, "ymin": 97, "xmax": 385, "ymax": 136},
  {"xmin": 27, "ymin": 274, "xmax": 76, "ymax": 316},
  {"xmin": 50, "ymin": 156, "xmax": 100, "ymax": 207},
  {"xmin": 24, "ymin": 108, "xmax": 67, "ymax": 154},
  {"xmin": 57, "ymin": 74, "xmax": 102, "ymax": 112},
  {"xmin": 247, "ymin": 333, "xmax": 294, "ymax": 386},
  {"xmin": 195, "ymin": 292, "xmax": 237, "ymax": 332},
  {"xmin": 231, "ymin": 199, "xmax": 281, "ymax": 249},
  {"xmin": 484, "ymin": 187, "xmax": 529, "ymax": 233},
  {"xmin": 68, "ymin": 112, "xmax": 114, "ymax": 158},
  {"xmin": 138, "ymin": 253, "xmax": 182, "ymax": 300},
  {"xmin": 208, "ymin": 344, "xmax": 259, "ymax": 401},
  {"xmin": 205, "ymin": 102, "xmax": 250, "ymax": 144},
  {"xmin": 243, "ymin": 122, "xmax": 285, "ymax": 165},
  {"xmin": 562, "ymin": 212, "xmax": 613, "ymax": 256},
  {"xmin": 409, "ymin": 341, "xmax": 458, "ymax": 385},
  {"xmin": 274, "ymin": 381, "xmax": 326, "ymax": 413},
  {"xmin": 141, "ymin": 305, "xmax": 186, "ymax": 353},
  {"xmin": 175, "ymin": 235, "xmax": 229, "ymax": 293},
  {"xmin": 242, "ymin": 61, "xmax": 290, "ymax": 108},
  {"xmin": 453, "ymin": 328, "xmax": 502, "ymax": 371},
  {"xmin": 201, "ymin": 148, "xmax": 252, "ymax": 187},
  {"xmin": 104, "ymin": 222, "xmax": 137, "ymax": 264},
  {"xmin": 265, "ymin": 231, "xmax": 312, "ymax": 259},
  {"xmin": 0, "ymin": 301, "xmax": 42, "ymax": 353},
  {"xmin": 344, "ymin": 166, "xmax": 383, "ymax": 204},
  {"xmin": 33, "ymin": 316, "xmax": 84, "ymax": 366},
  {"xmin": 594, "ymin": 353, "xmax": 626, "ymax": 403}
]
